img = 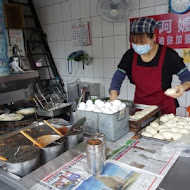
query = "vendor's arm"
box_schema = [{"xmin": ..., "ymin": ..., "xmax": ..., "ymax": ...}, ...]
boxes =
[
  {"xmin": 109, "ymin": 69, "xmax": 126, "ymax": 100},
  {"xmin": 168, "ymin": 67, "xmax": 190, "ymax": 98}
]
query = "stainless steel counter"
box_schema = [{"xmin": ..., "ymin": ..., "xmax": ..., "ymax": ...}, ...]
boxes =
[{"xmin": 0, "ymin": 142, "xmax": 85, "ymax": 190}]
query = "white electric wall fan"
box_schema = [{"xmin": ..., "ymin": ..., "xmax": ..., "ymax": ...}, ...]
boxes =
[{"xmin": 97, "ymin": 0, "xmax": 131, "ymax": 23}]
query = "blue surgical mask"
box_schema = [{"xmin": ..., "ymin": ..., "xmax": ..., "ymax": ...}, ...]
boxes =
[{"xmin": 132, "ymin": 42, "xmax": 152, "ymax": 55}]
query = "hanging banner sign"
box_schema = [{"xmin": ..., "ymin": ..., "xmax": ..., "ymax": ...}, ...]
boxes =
[{"xmin": 130, "ymin": 12, "xmax": 190, "ymax": 49}]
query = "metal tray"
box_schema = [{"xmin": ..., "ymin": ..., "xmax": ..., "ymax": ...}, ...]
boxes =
[{"xmin": 36, "ymin": 103, "xmax": 71, "ymax": 117}]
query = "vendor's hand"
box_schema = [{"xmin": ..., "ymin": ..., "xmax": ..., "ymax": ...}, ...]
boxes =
[
  {"xmin": 110, "ymin": 90, "xmax": 118, "ymax": 101},
  {"xmin": 167, "ymin": 84, "xmax": 185, "ymax": 98}
]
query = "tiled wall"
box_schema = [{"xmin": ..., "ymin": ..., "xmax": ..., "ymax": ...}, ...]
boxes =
[{"xmin": 33, "ymin": 0, "xmax": 190, "ymax": 116}]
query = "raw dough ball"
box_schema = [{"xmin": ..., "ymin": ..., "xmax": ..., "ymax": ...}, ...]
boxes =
[
  {"xmin": 177, "ymin": 124, "xmax": 184, "ymax": 129},
  {"xmin": 153, "ymin": 133, "xmax": 164, "ymax": 140},
  {"xmin": 93, "ymin": 108, "xmax": 102, "ymax": 113},
  {"xmin": 145, "ymin": 126, "xmax": 154, "ymax": 132},
  {"xmin": 160, "ymin": 115, "xmax": 169, "ymax": 123},
  {"xmin": 150, "ymin": 122, "xmax": 159, "ymax": 128},
  {"xmin": 78, "ymin": 102, "xmax": 86, "ymax": 110},
  {"xmin": 141, "ymin": 131, "xmax": 152, "ymax": 137},
  {"xmin": 183, "ymin": 124, "xmax": 190, "ymax": 130},
  {"xmin": 148, "ymin": 128, "xmax": 157, "ymax": 135},
  {"xmin": 165, "ymin": 88, "xmax": 177, "ymax": 95},
  {"xmin": 179, "ymin": 128, "xmax": 189, "ymax": 134},
  {"xmin": 167, "ymin": 113, "xmax": 175, "ymax": 119},
  {"xmin": 103, "ymin": 108, "xmax": 113, "ymax": 114},
  {"xmin": 161, "ymin": 131, "xmax": 173, "ymax": 140},
  {"xmin": 85, "ymin": 104, "xmax": 96, "ymax": 111},
  {"xmin": 173, "ymin": 133, "xmax": 183, "ymax": 140},
  {"xmin": 95, "ymin": 100, "xmax": 104, "ymax": 108},
  {"xmin": 110, "ymin": 107, "xmax": 119, "ymax": 113},
  {"xmin": 112, "ymin": 100, "xmax": 121, "ymax": 107},
  {"xmin": 164, "ymin": 123, "xmax": 173, "ymax": 128},
  {"xmin": 104, "ymin": 102, "xmax": 111, "ymax": 109},
  {"xmin": 159, "ymin": 128, "xmax": 170, "ymax": 133},
  {"xmin": 86, "ymin": 100, "xmax": 93, "ymax": 105},
  {"xmin": 170, "ymin": 127, "xmax": 179, "ymax": 133},
  {"xmin": 121, "ymin": 103, "xmax": 126, "ymax": 109},
  {"xmin": 158, "ymin": 125, "xmax": 168, "ymax": 131},
  {"xmin": 184, "ymin": 117, "xmax": 190, "ymax": 122}
]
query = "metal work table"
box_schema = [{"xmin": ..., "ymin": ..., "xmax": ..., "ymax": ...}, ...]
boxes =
[{"xmin": 0, "ymin": 128, "xmax": 190, "ymax": 190}]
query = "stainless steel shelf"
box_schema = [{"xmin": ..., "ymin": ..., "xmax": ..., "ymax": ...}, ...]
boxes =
[{"xmin": 0, "ymin": 70, "xmax": 39, "ymax": 83}]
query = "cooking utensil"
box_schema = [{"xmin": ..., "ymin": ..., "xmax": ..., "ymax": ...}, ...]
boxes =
[
  {"xmin": 0, "ymin": 145, "xmax": 41, "ymax": 177},
  {"xmin": 20, "ymin": 130, "xmax": 44, "ymax": 148},
  {"xmin": 37, "ymin": 135, "xmax": 65, "ymax": 164},
  {"xmin": 43, "ymin": 120, "xmax": 63, "ymax": 136},
  {"xmin": 69, "ymin": 117, "xmax": 86, "ymax": 132}
]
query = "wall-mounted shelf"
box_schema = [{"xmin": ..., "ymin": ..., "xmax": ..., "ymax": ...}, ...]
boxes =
[{"xmin": 0, "ymin": 70, "xmax": 39, "ymax": 83}]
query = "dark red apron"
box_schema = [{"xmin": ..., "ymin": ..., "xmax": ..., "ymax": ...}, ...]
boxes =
[{"xmin": 132, "ymin": 46, "xmax": 176, "ymax": 114}]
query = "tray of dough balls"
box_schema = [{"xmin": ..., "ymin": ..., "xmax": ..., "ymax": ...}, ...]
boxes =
[
  {"xmin": 129, "ymin": 105, "xmax": 159, "ymax": 121},
  {"xmin": 140, "ymin": 113, "xmax": 190, "ymax": 141},
  {"xmin": 77, "ymin": 99, "xmax": 126, "ymax": 114}
]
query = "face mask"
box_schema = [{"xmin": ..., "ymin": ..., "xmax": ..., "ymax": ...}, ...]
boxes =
[{"xmin": 132, "ymin": 42, "xmax": 152, "ymax": 55}]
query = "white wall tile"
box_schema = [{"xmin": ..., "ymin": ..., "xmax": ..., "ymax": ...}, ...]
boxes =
[
  {"xmin": 71, "ymin": 0, "xmax": 80, "ymax": 20},
  {"xmin": 47, "ymin": 24, "xmax": 57, "ymax": 41},
  {"xmin": 176, "ymin": 107, "xmax": 186, "ymax": 116},
  {"xmin": 54, "ymin": 0, "xmax": 62, "ymax": 4},
  {"xmin": 54, "ymin": 4, "xmax": 63, "ymax": 23},
  {"xmin": 84, "ymin": 62, "xmax": 94, "ymax": 77},
  {"xmin": 140, "ymin": 0, "xmax": 154, "ymax": 8},
  {"xmin": 46, "ymin": 0, "xmax": 54, "ymax": 6},
  {"xmin": 155, "ymin": 0, "xmax": 168, "ymax": 6},
  {"xmin": 92, "ymin": 38, "xmax": 103, "ymax": 58},
  {"xmin": 90, "ymin": 0, "xmax": 98, "ymax": 17},
  {"xmin": 93, "ymin": 77, "xmax": 105, "ymax": 97},
  {"xmin": 103, "ymin": 58, "xmax": 115, "ymax": 78},
  {"xmin": 55, "ymin": 22, "xmax": 64, "ymax": 41},
  {"xmin": 39, "ymin": 0, "xmax": 46, "ymax": 8},
  {"xmin": 155, "ymin": 4, "xmax": 168, "ymax": 15},
  {"xmin": 83, "ymin": 45, "xmax": 93, "ymax": 56},
  {"xmin": 62, "ymin": 1, "xmax": 71, "ymax": 21},
  {"xmin": 91, "ymin": 16, "xmax": 102, "ymax": 38},
  {"xmin": 114, "ymin": 36, "xmax": 126, "ymax": 58},
  {"xmin": 80, "ymin": 0, "xmax": 90, "ymax": 18},
  {"xmin": 114, "ymin": 22, "xmax": 126, "ymax": 36},
  {"xmin": 63, "ymin": 21, "xmax": 72, "ymax": 40},
  {"xmin": 103, "ymin": 37, "xmax": 114, "ymax": 58},
  {"xmin": 40, "ymin": 7, "xmax": 46, "ymax": 25},
  {"xmin": 131, "ymin": 0, "xmax": 140, "ymax": 10},
  {"xmin": 48, "ymin": 41, "xmax": 57, "ymax": 59},
  {"xmin": 75, "ymin": 62, "xmax": 84, "ymax": 77},
  {"xmin": 58, "ymin": 59, "xmax": 67, "ymax": 76},
  {"xmin": 102, "ymin": 20, "xmax": 114, "ymax": 37},
  {"xmin": 56, "ymin": 41, "xmax": 65, "ymax": 58},
  {"xmin": 46, "ymin": 6, "xmax": 55, "ymax": 24},
  {"xmin": 140, "ymin": 7, "xmax": 155, "ymax": 17},
  {"xmin": 64, "ymin": 41, "xmax": 74, "ymax": 58},
  {"xmin": 104, "ymin": 78, "xmax": 112, "ymax": 97},
  {"xmin": 174, "ymin": 49, "xmax": 183, "ymax": 58},
  {"xmin": 114, "ymin": 58, "xmax": 121, "ymax": 69},
  {"xmin": 84, "ymin": 77, "xmax": 94, "ymax": 83},
  {"xmin": 93, "ymin": 58, "xmax": 104, "ymax": 78}
]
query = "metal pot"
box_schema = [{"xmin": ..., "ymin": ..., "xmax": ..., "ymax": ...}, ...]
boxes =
[
  {"xmin": 0, "ymin": 145, "xmax": 41, "ymax": 177},
  {"xmin": 39, "ymin": 135, "xmax": 65, "ymax": 164},
  {"xmin": 64, "ymin": 128, "xmax": 84, "ymax": 151}
]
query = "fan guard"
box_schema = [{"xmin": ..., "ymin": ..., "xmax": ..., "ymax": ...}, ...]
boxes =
[{"xmin": 97, "ymin": 0, "xmax": 131, "ymax": 23}]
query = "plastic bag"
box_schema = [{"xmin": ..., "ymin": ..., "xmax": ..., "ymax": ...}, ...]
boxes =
[{"xmin": 162, "ymin": 133, "xmax": 190, "ymax": 157}]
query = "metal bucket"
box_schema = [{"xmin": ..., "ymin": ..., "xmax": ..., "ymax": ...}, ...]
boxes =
[
  {"xmin": 39, "ymin": 135, "xmax": 65, "ymax": 164},
  {"xmin": 64, "ymin": 128, "xmax": 84, "ymax": 151}
]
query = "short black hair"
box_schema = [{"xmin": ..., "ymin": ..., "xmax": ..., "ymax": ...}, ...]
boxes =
[{"xmin": 130, "ymin": 32, "xmax": 154, "ymax": 44}]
